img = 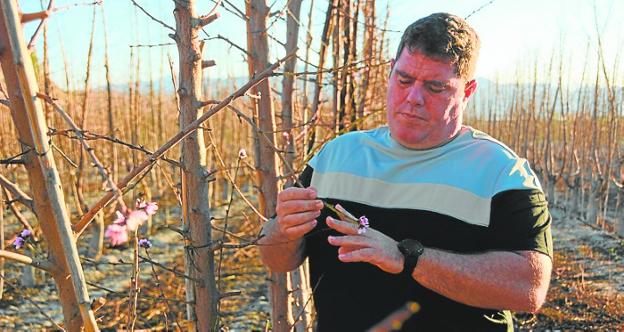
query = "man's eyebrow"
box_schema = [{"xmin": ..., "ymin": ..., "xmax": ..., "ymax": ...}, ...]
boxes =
[
  {"xmin": 394, "ymin": 69, "xmax": 414, "ymax": 79},
  {"xmin": 424, "ymin": 79, "xmax": 449, "ymax": 87}
]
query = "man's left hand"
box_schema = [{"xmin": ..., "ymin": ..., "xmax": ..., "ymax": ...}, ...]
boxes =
[{"xmin": 326, "ymin": 216, "xmax": 404, "ymax": 274}]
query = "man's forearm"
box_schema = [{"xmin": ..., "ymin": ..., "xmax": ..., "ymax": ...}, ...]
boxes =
[
  {"xmin": 411, "ymin": 249, "xmax": 552, "ymax": 312},
  {"xmin": 258, "ymin": 218, "xmax": 306, "ymax": 272}
]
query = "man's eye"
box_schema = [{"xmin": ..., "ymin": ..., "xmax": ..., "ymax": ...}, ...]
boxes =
[
  {"xmin": 398, "ymin": 78, "xmax": 412, "ymax": 85},
  {"xmin": 427, "ymin": 84, "xmax": 446, "ymax": 93}
]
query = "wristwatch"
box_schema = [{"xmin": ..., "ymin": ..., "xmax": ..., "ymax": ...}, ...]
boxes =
[{"xmin": 397, "ymin": 239, "xmax": 425, "ymax": 277}]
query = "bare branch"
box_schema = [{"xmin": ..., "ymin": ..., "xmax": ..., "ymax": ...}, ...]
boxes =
[
  {"xmin": 206, "ymin": 130, "xmax": 268, "ymax": 222},
  {"xmin": 205, "ymin": 34, "xmax": 250, "ymax": 56},
  {"xmin": 201, "ymin": 59, "xmax": 216, "ymax": 68},
  {"xmin": 51, "ymin": 143, "xmax": 78, "ymax": 168},
  {"xmin": 464, "ymin": 0, "xmax": 497, "ymax": 20},
  {"xmin": 138, "ymin": 254, "xmax": 200, "ymax": 283},
  {"xmin": 0, "ymin": 173, "xmax": 34, "ymax": 211},
  {"xmin": 49, "ymin": 128, "xmax": 181, "ymax": 168},
  {"xmin": 26, "ymin": 0, "xmax": 55, "ymax": 50},
  {"xmin": 20, "ymin": 10, "xmax": 50, "ymax": 24},
  {"xmin": 2, "ymin": 188, "xmax": 36, "ymax": 236},
  {"xmin": 130, "ymin": 0, "xmax": 175, "ymax": 32},
  {"xmin": 195, "ymin": 99, "xmax": 220, "ymax": 108},
  {"xmin": 73, "ymin": 51, "xmax": 296, "ymax": 237},
  {"xmin": 0, "ymin": 250, "xmax": 56, "ymax": 274},
  {"xmin": 52, "ymin": 0, "xmax": 102, "ymax": 13},
  {"xmin": 0, "ymin": 273, "xmax": 66, "ymax": 330},
  {"xmin": 194, "ymin": 12, "xmax": 220, "ymax": 28}
]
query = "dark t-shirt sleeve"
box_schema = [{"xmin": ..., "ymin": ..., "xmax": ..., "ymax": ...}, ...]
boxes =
[
  {"xmin": 489, "ymin": 189, "xmax": 553, "ymax": 258},
  {"xmin": 297, "ymin": 165, "xmax": 314, "ymax": 188}
]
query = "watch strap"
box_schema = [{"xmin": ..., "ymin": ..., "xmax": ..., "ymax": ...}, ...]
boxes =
[{"xmin": 398, "ymin": 239, "xmax": 424, "ymax": 277}]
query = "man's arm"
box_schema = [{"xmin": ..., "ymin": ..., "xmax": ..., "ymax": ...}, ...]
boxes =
[
  {"xmin": 259, "ymin": 217, "xmax": 306, "ymax": 272},
  {"xmin": 412, "ymin": 248, "xmax": 551, "ymax": 312},
  {"xmin": 258, "ymin": 187, "xmax": 323, "ymax": 272},
  {"xmin": 326, "ymin": 216, "xmax": 552, "ymax": 312}
]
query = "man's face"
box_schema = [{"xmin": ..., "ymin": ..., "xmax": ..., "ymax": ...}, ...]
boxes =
[{"xmin": 386, "ymin": 48, "xmax": 476, "ymax": 149}]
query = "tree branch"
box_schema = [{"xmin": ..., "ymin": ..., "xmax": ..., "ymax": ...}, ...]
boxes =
[
  {"xmin": 2, "ymin": 188, "xmax": 36, "ymax": 235},
  {"xmin": 25, "ymin": 0, "xmax": 55, "ymax": 50},
  {"xmin": 0, "ymin": 250, "xmax": 56, "ymax": 274},
  {"xmin": 0, "ymin": 173, "xmax": 34, "ymax": 211},
  {"xmin": 73, "ymin": 51, "xmax": 296, "ymax": 238},
  {"xmin": 37, "ymin": 93, "xmax": 126, "ymax": 210},
  {"xmin": 130, "ymin": 0, "xmax": 175, "ymax": 31},
  {"xmin": 201, "ymin": 59, "xmax": 216, "ymax": 68},
  {"xmin": 49, "ymin": 128, "xmax": 181, "ymax": 168},
  {"xmin": 194, "ymin": 12, "xmax": 220, "ymax": 28}
]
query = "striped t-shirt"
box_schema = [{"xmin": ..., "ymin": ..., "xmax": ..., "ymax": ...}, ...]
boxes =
[{"xmin": 300, "ymin": 125, "xmax": 552, "ymax": 331}]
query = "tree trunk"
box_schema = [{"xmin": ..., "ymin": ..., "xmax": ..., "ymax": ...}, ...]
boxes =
[
  {"xmin": 308, "ymin": 0, "xmax": 339, "ymax": 155},
  {"xmin": 246, "ymin": 1, "xmax": 291, "ymax": 330},
  {"xmin": 0, "ymin": 2, "xmax": 98, "ymax": 330},
  {"xmin": 281, "ymin": 2, "xmax": 313, "ymax": 330},
  {"xmin": 173, "ymin": 1, "xmax": 219, "ymax": 331}
]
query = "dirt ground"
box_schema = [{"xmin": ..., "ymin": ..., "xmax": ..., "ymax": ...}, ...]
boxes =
[{"xmin": 0, "ymin": 205, "xmax": 622, "ymax": 331}]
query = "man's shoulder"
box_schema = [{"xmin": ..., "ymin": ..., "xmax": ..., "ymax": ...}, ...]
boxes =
[
  {"xmin": 327, "ymin": 126, "xmax": 387, "ymax": 147},
  {"xmin": 313, "ymin": 127, "xmax": 386, "ymax": 157},
  {"xmin": 461, "ymin": 127, "xmax": 542, "ymax": 192},
  {"xmin": 307, "ymin": 127, "xmax": 388, "ymax": 172},
  {"xmin": 462, "ymin": 127, "xmax": 520, "ymax": 160}
]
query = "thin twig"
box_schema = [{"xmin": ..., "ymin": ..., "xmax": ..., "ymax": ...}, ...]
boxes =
[
  {"xmin": 206, "ymin": 131, "xmax": 268, "ymax": 221},
  {"xmin": 0, "ymin": 173, "xmax": 34, "ymax": 211},
  {"xmin": 26, "ymin": 0, "xmax": 55, "ymax": 50},
  {"xmin": 130, "ymin": 0, "xmax": 175, "ymax": 31},
  {"xmin": 138, "ymin": 254, "xmax": 201, "ymax": 283},
  {"xmin": 0, "ymin": 273, "xmax": 66, "ymax": 331},
  {"xmin": 0, "ymin": 250, "xmax": 56, "ymax": 273},
  {"xmin": 2, "ymin": 188, "xmax": 36, "ymax": 237},
  {"xmin": 73, "ymin": 51, "xmax": 295, "ymax": 237},
  {"xmin": 49, "ymin": 128, "xmax": 181, "ymax": 168},
  {"xmin": 465, "ymin": 0, "xmax": 497, "ymax": 20},
  {"xmin": 38, "ymin": 93, "xmax": 126, "ymax": 209}
]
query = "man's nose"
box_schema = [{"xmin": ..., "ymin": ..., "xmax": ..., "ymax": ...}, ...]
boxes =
[{"xmin": 406, "ymin": 84, "xmax": 425, "ymax": 106}]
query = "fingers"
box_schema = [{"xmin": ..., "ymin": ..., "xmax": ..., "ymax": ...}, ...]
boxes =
[
  {"xmin": 281, "ymin": 219, "xmax": 318, "ymax": 240},
  {"xmin": 337, "ymin": 248, "xmax": 377, "ymax": 263},
  {"xmin": 278, "ymin": 186, "xmax": 317, "ymax": 203},
  {"xmin": 277, "ymin": 210, "xmax": 320, "ymax": 239},
  {"xmin": 275, "ymin": 187, "xmax": 322, "ymax": 241},
  {"xmin": 327, "ymin": 235, "xmax": 370, "ymax": 247},
  {"xmin": 338, "ymin": 245, "xmax": 364, "ymax": 255},
  {"xmin": 326, "ymin": 216, "xmax": 358, "ymax": 235},
  {"xmin": 277, "ymin": 199, "xmax": 323, "ymax": 216}
]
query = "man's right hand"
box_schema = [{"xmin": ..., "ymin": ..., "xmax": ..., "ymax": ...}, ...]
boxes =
[{"xmin": 274, "ymin": 186, "xmax": 324, "ymax": 241}]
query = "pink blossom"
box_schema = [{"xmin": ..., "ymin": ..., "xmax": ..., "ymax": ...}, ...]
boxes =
[
  {"xmin": 136, "ymin": 200, "xmax": 158, "ymax": 216},
  {"xmin": 105, "ymin": 223, "xmax": 128, "ymax": 246},
  {"xmin": 125, "ymin": 209, "xmax": 148, "ymax": 231},
  {"xmin": 238, "ymin": 148, "xmax": 247, "ymax": 159},
  {"xmin": 357, "ymin": 215, "xmax": 369, "ymax": 234},
  {"xmin": 113, "ymin": 211, "xmax": 126, "ymax": 225},
  {"xmin": 144, "ymin": 202, "xmax": 158, "ymax": 216}
]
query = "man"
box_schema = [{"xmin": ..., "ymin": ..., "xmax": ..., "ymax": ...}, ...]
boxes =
[{"xmin": 260, "ymin": 12, "xmax": 552, "ymax": 331}]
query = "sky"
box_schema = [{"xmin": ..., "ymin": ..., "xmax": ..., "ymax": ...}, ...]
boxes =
[{"xmin": 17, "ymin": 0, "xmax": 624, "ymax": 90}]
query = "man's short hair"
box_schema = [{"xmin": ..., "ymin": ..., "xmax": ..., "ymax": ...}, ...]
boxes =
[{"xmin": 395, "ymin": 13, "xmax": 480, "ymax": 80}]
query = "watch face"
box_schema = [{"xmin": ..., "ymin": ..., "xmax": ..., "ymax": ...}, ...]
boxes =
[{"xmin": 400, "ymin": 239, "xmax": 424, "ymax": 256}]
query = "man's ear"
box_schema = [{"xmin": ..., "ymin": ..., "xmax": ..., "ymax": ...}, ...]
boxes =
[
  {"xmin": 389, "ymin": 58, "xmax": 395, "ymax": 77},
  {"xmin": 464, "ymin": 79, "xmax": 477, "ymax": 99}
]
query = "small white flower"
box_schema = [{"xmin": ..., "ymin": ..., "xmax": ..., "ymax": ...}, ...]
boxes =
[{"xmin": 238, "ymin": 148, "xmax": 247, "ymax": 159}]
